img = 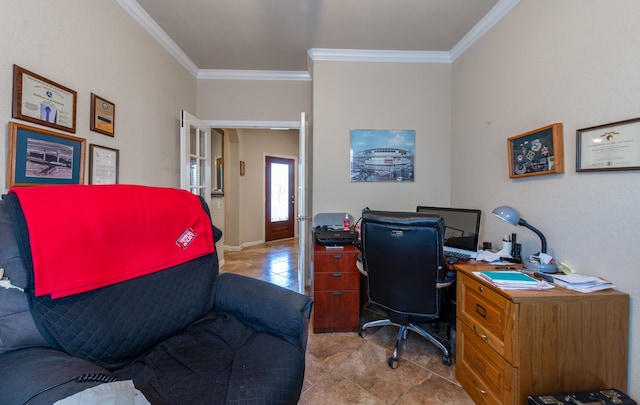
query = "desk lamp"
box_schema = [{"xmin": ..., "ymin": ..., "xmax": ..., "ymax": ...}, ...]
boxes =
[{"xmin": 492, "ymin": 205, "xmax": 557, "ymax": 273}]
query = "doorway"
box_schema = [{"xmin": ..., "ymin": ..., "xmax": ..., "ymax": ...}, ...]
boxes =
[{"xmin": 265, "ymin": 155, "xmax": 295, "ymax": 241}]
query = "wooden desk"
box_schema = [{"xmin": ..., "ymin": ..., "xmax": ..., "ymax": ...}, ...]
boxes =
[
  {"xmin": 454, "ymin": 263, "xmax": 629, "ymax": 405},
  {"xmin": 312, "ymin": 244, "xmax": 360, "ymax": 333}
]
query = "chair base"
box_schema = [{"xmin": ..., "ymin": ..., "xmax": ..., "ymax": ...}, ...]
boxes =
[{"xmin": 359, "ymin": 319, "xmax": 452, "ymax": 368}]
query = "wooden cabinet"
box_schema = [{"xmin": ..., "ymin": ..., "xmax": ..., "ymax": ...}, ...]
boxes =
[
  {"xmin": 312, "ymin": 244, "xmax": 360, "ymax": 333},
  {"xmin": 455, "ymin": 264, "xmax": 629, "ymax": 405}
]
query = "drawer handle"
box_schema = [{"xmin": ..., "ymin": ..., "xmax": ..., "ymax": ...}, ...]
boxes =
[
  {"xmin": 332, "ymin": 291, "xmax": 343, "ymax": 296},
  {"xmin": 471, "ymin": 379, "xmax": 487, "ymax": 396},
  {"xmin": 478, "ymin": 286, "xmax": 484, "ymax": 293},
  {"xmin": 473, "ymin": 324, "xmax": 488, "ymax": 341},
  {"xmin": 332, "ymin": 254, "xmax": 343, "ymax": 259},
  {"xmin": 475, "ymin": 303, "xmax": 487, "ymax": 318},
  {"xmin": 332, "ymin": 273, "xmax": 343, "ymax": 277}
]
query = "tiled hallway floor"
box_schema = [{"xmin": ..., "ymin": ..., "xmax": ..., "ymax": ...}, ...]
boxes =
[{"xmin": 221, "ymin": 239, "xmax": 475, "ymax": 404}]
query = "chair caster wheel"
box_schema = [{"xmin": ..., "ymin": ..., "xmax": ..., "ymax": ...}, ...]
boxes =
[
  {"xmin": 358, "ymin": 328, "xmax": 367, "ymax": 338},
  {"xmin": 388, "ymin": 357, "xmax": 399, "ymax": 369},
  {"xmin": 442, "ymin": 354, "xmax": 452, "ymax": 366}
]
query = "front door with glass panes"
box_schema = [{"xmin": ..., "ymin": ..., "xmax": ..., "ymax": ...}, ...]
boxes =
[{"xmin": 265, "ymin": 156, "xmax": 295, "ymax": 241}]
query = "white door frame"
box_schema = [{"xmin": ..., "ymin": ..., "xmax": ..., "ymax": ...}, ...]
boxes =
[{"xmin": 205, "ymin": 116, "xmax": 311, "ymax": 295}]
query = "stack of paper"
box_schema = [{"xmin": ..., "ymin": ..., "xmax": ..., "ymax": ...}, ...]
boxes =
[
  {"xmin": 476, "ymin": 271, "xmax": 553, "ymax": 290},
  {"xmin": 551, "ymin": 273, "xmax": 615, "ymax": 293}
]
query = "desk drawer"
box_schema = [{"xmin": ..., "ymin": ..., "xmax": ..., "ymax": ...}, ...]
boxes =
[
  {"xmin": 314, "ymin": 272, "xmax": 359, "ymax": 291},
  {"xmin": 313, "ymin": 290, "xmax": 359, "ymax": 332},
  {"xmin": 457, "ymin": 320, "xmax": 516, "ymax": 405},
  {"xmin": 314, "ymin": 251, "xmax": 357, "ymax": 273},
  {"xmin": 458, "ymin": 273, "xmax": 514, "ymax": 359}
]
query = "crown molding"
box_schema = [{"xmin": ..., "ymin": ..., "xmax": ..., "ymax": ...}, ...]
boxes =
[
  {"xmin": 450, "ymin": 0, "xmax": 521, "ymax": 61},
  {"xmin": 197, "ymin": 70, "xmax": 311, "ymax": 81},
  {"xmin": 307, "ymin": 48, "xmax": 452, "ymax": 64},
  {"xmin": 204, "ymin": 120, "xmax": 301, "ymax": 129},
  {"xmin": 117, "ymin": 0, "xmax": 199, "ymax": 76},
  {"xmin": 119, "ymin": 0, "xmax": 519, "ymax": 79}
]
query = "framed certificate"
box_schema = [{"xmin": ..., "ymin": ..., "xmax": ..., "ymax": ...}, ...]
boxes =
[
  {"xmin": 89, "ymin": 144, "xmax": 120, "ymax": 184},
  {"xmin": 90, "ymin": 93, "xmax": 115, "ymax": 136},
  {"xmin": 507, "ymin": 123, "xmax": 564, "ymax": 178},
  {"xmin": 12, "ymin": 65, "xmax": 77, "ymax": 133},
  {"xmin": 576, "ymin": 117, "xmax": 640, "ymax": 172},
  {"xmin": 7, "ymin": 122, "xmax": 85, "ymax": 187}
]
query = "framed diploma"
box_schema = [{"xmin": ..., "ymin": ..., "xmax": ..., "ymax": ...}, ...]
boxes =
[
  {"xmin": 89, "ymin": 144, "xmax": 120, "ymax": 184},
  {"xmin": 507, "ymin": 123, "xmax": 564, "ymax": 178},
  {"xmin": 7, "ymin": 122, "xmax": 85, "ymax": 188},
  {"xmin": 12, "ymin": 65, "xmax": 77, "ymax": 133},
  {"xmin": 90, "ymin": 93, "xmax": 115, "ymax": 136},
  {"xmin": 576, "ymin": 117, "xmax": 640, "ymax": 172}
]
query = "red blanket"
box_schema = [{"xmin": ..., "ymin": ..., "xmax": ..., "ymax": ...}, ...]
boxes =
[{"xmin": 10, "ymin": 185, "xmax": 215, "ymax": 299}]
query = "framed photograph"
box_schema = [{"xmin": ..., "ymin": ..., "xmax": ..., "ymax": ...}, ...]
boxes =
[
  {"xmin": 12, "ymin": 65, "xmax": 77, "ymax": 133},
  {"xmin": 576, "ymin": 117, "xmax": 640, "ymax": 172},
  {"xmin": 89, "ymin": 144, "xmax": 119, "ymax": 184},
  {"xmin": 7, "ymin": 122, "xmax": 85, "ymax": 187},
  {"xmin": 507, "ymin": 123, "xmax": 564, "ymax": 178},
  {"xmin": 350, "ymin": 129, "xmax": 415, "ymax": 182},
  {"xmin": 90, "ymin": 93, "xmax": 115, "ymax": 136}
]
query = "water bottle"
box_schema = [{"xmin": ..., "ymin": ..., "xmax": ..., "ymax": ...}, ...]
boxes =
[{"xmin": 343, "ymin": 214, "xmax": 351, "ymax": 231}]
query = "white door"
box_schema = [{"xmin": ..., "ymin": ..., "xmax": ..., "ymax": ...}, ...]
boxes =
[
  {"xmin": 297, "ymin": 112, "xmax": 311, "ymax": 293},
  {"xmin": 180, "ymin": 110, "xmax": 211, "ymax": 203}
]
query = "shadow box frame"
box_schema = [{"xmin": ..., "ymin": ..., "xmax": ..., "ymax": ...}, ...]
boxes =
[
  {"xmin": 576, "ymin": 117, "xmax": 640, "ymax": 172},
  {"xmin": 507, "ymin": 123, "xmax": 564, "ymax": 179},
  {"xmin": 7, "ymin": 121, "xmax": 86, "ymax": 188}
]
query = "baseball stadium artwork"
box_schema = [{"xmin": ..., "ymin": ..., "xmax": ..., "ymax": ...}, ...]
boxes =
[{"xmin": 350, "ymin": 129, "xmax": 415, "ymax": 182}]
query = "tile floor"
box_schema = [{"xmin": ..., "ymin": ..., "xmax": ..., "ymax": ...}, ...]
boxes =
[{"xmin": 221, "ymin": 238, "xmax": 475, "ymax": 404}]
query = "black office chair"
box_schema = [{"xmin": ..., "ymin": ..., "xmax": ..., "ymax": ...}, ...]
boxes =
[{"xmin": 358, "ymin": 210, "xmax": 454, "ymax": 368}]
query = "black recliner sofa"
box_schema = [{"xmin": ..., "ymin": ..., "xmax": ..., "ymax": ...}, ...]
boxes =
[{"xmin": 0, "ymin": 185, "xmax": 312, "ymax": 404}]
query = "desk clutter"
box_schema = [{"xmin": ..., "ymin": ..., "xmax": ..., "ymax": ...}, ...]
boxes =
[
  {"xmin": 474, "ymin": 269, "xmax": 616, "ymax": 293},
  {"xmin": 476, "ymin": 270, "xmax": 554, "ymax": 290},
  {"xmin": 528, "ymin": 388, "xmax": 636, "ymax": 405}
]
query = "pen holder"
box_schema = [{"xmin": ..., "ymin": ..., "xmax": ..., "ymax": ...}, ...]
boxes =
[{"xmin": 502, "ymin": 241, "xmax": 512, "ymax": 254}]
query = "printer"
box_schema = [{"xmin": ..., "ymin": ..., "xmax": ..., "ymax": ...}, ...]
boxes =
[{"xmin": 312, "ymin": 213, "xmax": 358, "ymax": 246}]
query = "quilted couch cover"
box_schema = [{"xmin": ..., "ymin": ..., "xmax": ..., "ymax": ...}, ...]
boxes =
[{"xmin": 0, "ymin": 187, "xmax": 312, "ymax": 404}]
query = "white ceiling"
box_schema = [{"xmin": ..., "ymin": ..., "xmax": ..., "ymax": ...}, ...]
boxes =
[{"xmin": 120, "ymin": 0, "xmax": 518, "ymax": 78}]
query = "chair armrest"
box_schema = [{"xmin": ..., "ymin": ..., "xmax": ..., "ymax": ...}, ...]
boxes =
[
  {"xmin": 214, "ymin": 273, "xmax": 313, "ymax": 350},
  {"xmin": 437, "ymin": 270, "xmax": 457, "ymax": 289}
]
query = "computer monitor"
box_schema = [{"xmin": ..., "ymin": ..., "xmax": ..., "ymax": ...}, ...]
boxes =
[{"xmin": 416, "ymin": 206, "xmax": 482, "ymax": 258}]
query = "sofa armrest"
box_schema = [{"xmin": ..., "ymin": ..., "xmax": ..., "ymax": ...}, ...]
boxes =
[
  {"xmin": 0, "ymin": 347, "xmax": 116, "ymax": 404},
  {"xmin": 214, "ymin": 273, "xmax": 313, "ymax": 350}
]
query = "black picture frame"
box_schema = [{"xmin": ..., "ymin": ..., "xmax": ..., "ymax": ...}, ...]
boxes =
[{"xmin": 576, "ymin": 117, "xmax": 640, "ymax": 172}]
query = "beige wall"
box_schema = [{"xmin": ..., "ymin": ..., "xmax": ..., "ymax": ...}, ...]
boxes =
[
  {"xmin": 197, "ymin": 79, "xmax": 310, "ymax": 121},
  {"xmin": 0, "ymin": 0, "xmax": 196, "ymax": 192},
  {"xmin": 311, "ymin": 60, "xmax": 452, "ymax": 221},
  {"xmin": 452, "ymin": 0, "xmax": 640, "ymax": 394}
]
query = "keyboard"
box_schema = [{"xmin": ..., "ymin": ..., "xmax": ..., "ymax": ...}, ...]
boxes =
[{"xmin": 445, "ymin": 251, "xmax": 471, "ymax": 261}]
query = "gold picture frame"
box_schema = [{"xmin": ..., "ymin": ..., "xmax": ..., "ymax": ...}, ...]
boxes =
[
  {"xmin": 7, "ymin": 122, "xmax": 85, "ymax": 188},
  {"xmin": 507, "ymin": 123, "xmax": 564, "ymax": 178},
  {"xmin": 12, "ymin": 65, "xmax": 77, "ymax": 133}
]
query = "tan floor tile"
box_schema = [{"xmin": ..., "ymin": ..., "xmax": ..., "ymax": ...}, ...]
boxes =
[{"xmin": 221, "ymin": 239, "xmax": 473, "ymax": 404}]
